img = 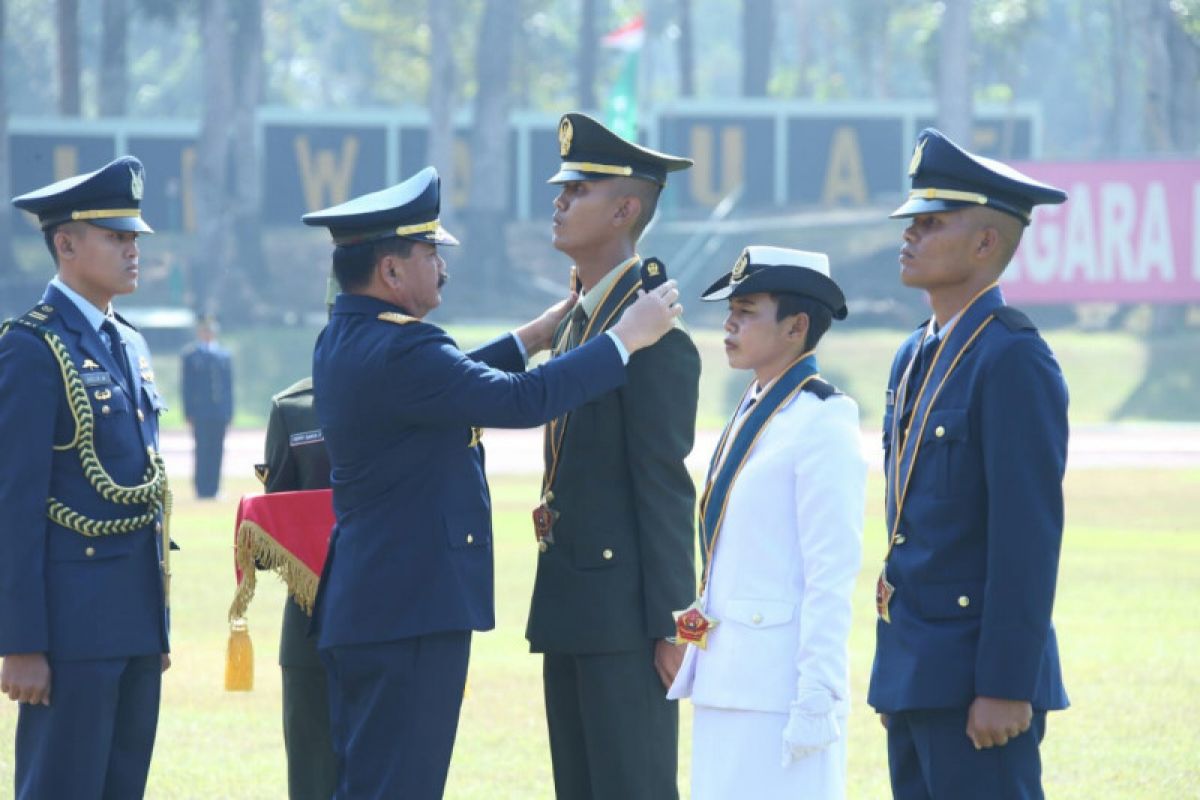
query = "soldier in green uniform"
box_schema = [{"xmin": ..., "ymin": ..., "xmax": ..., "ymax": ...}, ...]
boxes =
[
  {"xmin": 526, "ymin": 113, "xmax": 701, "ymax": 799},
  {"xmin": 257, "ymin": 376, "xmax": 336, "ymax": 800}
]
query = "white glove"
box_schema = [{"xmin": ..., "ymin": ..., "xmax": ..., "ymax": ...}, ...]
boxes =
[{"xmin": 780, "ymin": 689, "xmax": 841, "ymax": 767}]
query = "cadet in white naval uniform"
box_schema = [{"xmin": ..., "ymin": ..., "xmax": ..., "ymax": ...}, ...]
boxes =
[{"xmin": 668, "ymin": 247, "xmax": 865, "ymax": 800}]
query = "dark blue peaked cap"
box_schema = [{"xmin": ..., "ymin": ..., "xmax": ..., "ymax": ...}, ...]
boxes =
[
  {"xmin": 12, "ymin": 155, "xmax": 153, "ymax": 233},
  {"xmin": 549, "ymin": 112, "xmax": 692, "ymax": 187},
  {"xmin": 302, "ymin": 166, "xmax": 459, "ymax": 247},
  {"xmin": 890, "ymin": 128, "xmax": 1067, "ymax": 225}
]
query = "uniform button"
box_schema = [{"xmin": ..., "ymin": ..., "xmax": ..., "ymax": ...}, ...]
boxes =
[
  {"xmin": 137, "ymin": 409, "xmax": 145, "ymax": 422},
  {"xmin": 537, "ymin": 540, "xmax": 548, "ymax": 553},
  {"xmin": 147, "ymin": 446, "xmax": 155, "ymax": 456},
  {"xmin": 101, "ymin": 404, "xmax": 111, "ymax": 415},
  {"xmin": 85, "ymin": 546, "xmax": 96, "ymax": 557},
  {"xmin": 155, "ymin": 522, "xmax": 163, "ymax": 534},
  {"xmin": 751, "ymin": 613, "xmax": 763, "ymax": 625},
  {"xmin": 957, "ymin": 595, "xmax": 970, "ymax": 608},
  {"xmin": 466, "ymin": 534, "xmax": 474, "ymax": 544},
  {"xmin": 894, "ymin": 534, "xmax": 907, "ymax": 545},
  {"xmin": 935, "ymin": 425, "xmax": 946, "ymax": 438},
  {"xmin": 602, "ymin": 548, "xmax": 614, "ymax": 560}
]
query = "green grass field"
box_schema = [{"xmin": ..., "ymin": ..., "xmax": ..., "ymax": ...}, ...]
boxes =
[{"xmin": 1, "ymin": 467, "xmax": 1195, "ymax": 798}]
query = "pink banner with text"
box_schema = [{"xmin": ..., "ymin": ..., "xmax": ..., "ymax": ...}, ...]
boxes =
[{"xmin": 1004, "ymin": 160, "xmax": 1200, "ymax": 303}]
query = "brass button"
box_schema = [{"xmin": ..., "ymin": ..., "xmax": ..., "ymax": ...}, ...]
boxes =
[
  {"xmin": 602, "ymin": 548, "xmax": 614, "ymax": 560},
  {"xmin": 957, "ymin": 595, "xmax": 970, "ymax": 608},
  {"xmin": 466, "ymin": 534, "xmax": 474, "ymax": 544},
  {"xmin": 935, "ymin": 425, "xmax": 946, "ymax": 438},
  {"xmin": 101, "ymin": 404, "xmax": 111, "ymax": 415},
  {"xmin": 537, "ymin": 540, "xmax": 548, "ymax": 553},
  {"xmin": 751, "ymin": 613, "xmax": 763, "ymax": 625},
  {"xmin": 894, "ymin": 534, "xmax": 907, "ymax": 545},
  {"xmin": 85, "ymin": 546, "xmax": 96, "ymax": 558},
  {"xmin": 137, "ymin": 409, "xmax": 145, "ymax": 422}
]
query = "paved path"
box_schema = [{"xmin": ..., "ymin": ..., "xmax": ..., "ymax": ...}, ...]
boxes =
[{"xmin": 160, "ymin": 423, "xmax": 1200, "ymax": 486}]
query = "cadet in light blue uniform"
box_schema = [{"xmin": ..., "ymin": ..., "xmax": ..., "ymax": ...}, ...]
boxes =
[
  {"xmin": 305, "ymin": 167, "xmax": 683, "ymax": 799},
  {"xmin": 869, "ymin": 129, "xmax": 1070, "ymax": 799},
  {"xmin": 0, "ymin": 157, "xmax": 172, "ymax": 799}
]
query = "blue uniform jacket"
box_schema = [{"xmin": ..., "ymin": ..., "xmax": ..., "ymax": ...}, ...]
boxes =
[
  {"xmin": 181, "ymin": 341, "xmax": 233, "ymax": 423},
  {"xmin": 0, "ymin": 284, "xmax": 169, "ymax": 661},
  {"xmin": 311, "ymin": 294, "xmax": 627, "ymax": 649},
  {"xmin": 868, "ymin": 287, "xmax": 1069, "ymax": 714}
]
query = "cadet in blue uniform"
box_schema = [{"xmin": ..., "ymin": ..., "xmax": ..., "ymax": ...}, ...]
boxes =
[
  {"xmin": 181, "ymin": 316, "xmax": 234, "ymax": 498},
  {"xmin": 0, "ymin": 157, "xmax": 172, "ymax": 799},
  {"xmin": 868, "ymin": 129, "xmax": 1070, "ymax": 799},
  {"xmin": 305, "ymin": 167, "xmax": 683, "ymax": 799}
]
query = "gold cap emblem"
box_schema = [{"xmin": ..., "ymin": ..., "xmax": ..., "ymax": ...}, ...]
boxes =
[
  {"xmin": 558, "ymin": 117, "xmax": 574, "ymax": 157},
  {"xmin": 731, "ymin": 251, "xmax": 750, "ymax": 283},
  {"xmin": 130, "ymin": 166, "xmax": 144, "ymax": 200},
  {"xmin": 908, "ymin": 137, "xmax": 927, "ymax": 177}
]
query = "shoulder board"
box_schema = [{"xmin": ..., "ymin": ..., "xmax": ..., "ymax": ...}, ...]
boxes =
[
  {"xmin": 802, "ymin": 377, "xmax": 842, "ymax": 401},
  {"xmin": 378, "ymin": 311, "xmax": 419, "ymax": 325},
  {"xmin": 12, "ymin": 303, "xmax": 58, "ymax": 331},
  {"xmin": 111, "ymin": 310, "xmax": 139, "ymax": 331},
  {"xmin": 993, "ymin": 306, "xmax": 1037, "ymax": 332},
  {"xmin": 274, "ymin": 376, "xmax": 314, "ymax": 401}
]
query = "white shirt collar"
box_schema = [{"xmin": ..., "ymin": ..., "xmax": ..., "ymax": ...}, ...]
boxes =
[
  {"xmin": 928, "ymin": 309, "xmax": 964, "ymax": 341},
  {"xmin": 50, "ymin": 276, "xmax": 111, "ymax": 333}
]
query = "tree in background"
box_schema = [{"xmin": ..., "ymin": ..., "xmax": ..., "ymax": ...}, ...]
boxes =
[
  {"xmin": 194, "ymin": 0, "xmax": 233, "ymax": 316},
  {"xmin": 99, "ymin": 0, "xmax": 128, "ymax": 116},
  {"xmin": 577, "ymin": 0, "xmax": 598, "ymax": 109},
  {"xmin": 427, "ymin": 0, "xmax": 458, "ymax": 234},
  {"xmin": 56, "ymin": 0, "xmax": 80, "ymax": 116},
  {"xmin": 937, "ymin": 0, "xmax": 973, "ymax": 142},
  {"xmin": 230, "ymin": 0, "xmax": 266, "ymax": 292},
  {"xmin": 741, "ymin": 0, "xmax": 773, "ymax": 97},
  {"xmin": 463, "ymin": 0, "xmax": 517, "ymax": 308}
]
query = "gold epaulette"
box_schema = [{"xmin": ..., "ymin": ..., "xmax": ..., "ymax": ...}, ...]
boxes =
[{"xmin": 378, "ymin": 312, "xmax": 419, "ymax": 325}]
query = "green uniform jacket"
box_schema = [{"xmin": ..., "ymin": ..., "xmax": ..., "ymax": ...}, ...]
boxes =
[
  {"xmin": 261, "ymin": 377, "xmax": 330, "ymax": 667},
  {"xmin": 527, "ymin": 277, "xmax": 700, "ymax": 653}
]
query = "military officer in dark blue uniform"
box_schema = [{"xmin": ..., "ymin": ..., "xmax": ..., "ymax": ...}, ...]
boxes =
[
  {"xmin": 0, "ymin": 157, "xmax": 172, "ymax": 799},
  {"xmin": 181, "ymin": 315, "xmax": 234, "ymax": 498},
  {"xmin": 305, "ymin": 166, "xmax": 684, "ymax": 799},
  {"xmin": 869, "ymin": 129, "xmax": 1071, "ymax": 799}
]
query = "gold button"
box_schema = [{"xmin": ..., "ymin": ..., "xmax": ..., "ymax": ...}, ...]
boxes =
[
  {"xmin": 85, "ymin": 546, "xmax": 96, "ymax": 557},
  {"xmin": 894, "ymin": 534, "xmax": 907, "ymax": 545},
  {"xmin": 101, "ymin": 405, "xmax": 111, "ymax": 415},
  {"xmin": 537, "ymin": 540, "xmax": 548, "ymax": 553},
  {"xmin": 602, "ymin": 548, "xmax": 614, "ymax": 560},
  {"xmin": 935, "ymin": 425, "xmax": 946, "ymax": 438},
  {"xmin": 466, "ymin": 534, "xmax": 474, "ymax": 544},
  {"xmin": 751, "ymin": 613, "xmax": 763, "ymax": 625},
  {"xmin": 957, "ymin": 595, "xmax": 970, "ymax": 608},
  {"xmin": 137, "ymin": 409, "xmax": 145, "ymax": 422}
]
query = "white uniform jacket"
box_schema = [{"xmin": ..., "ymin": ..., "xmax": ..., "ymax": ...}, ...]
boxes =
[{"xmin": 669, "ymin": 389, "xmax": 866, "ymax": 729}]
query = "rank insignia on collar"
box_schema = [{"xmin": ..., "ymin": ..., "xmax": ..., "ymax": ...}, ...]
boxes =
[
  {"xmin": 82, "ymin": 358, "xmax": 100, "ymax": 370},
  {"xmin": 673, "ymin": 600, "xmax": 719, "ymax": 649}
]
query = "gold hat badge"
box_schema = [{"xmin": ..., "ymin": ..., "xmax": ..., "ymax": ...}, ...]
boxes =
[
  {"xmin": 558, "ymin": 117, "xmax": 574, "ymax": 157},
  {"xmin": 731, "ymin": 250, "xmax": 750, "ymax": 283},
  {"xmin": 908, "ymin": 137, "xmax": 927, "ymax": 177}
]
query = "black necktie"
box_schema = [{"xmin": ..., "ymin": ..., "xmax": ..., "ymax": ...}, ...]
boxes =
[
  {"xmin": 566, "ymin": 305, "xmax": 587, "ymax": 350},
  {"xmin": 101, "ymin": 318, "xmax": 131, "ymax": 386}
]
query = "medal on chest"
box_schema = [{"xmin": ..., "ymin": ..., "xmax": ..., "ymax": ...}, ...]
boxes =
[
  {"xmin": 532, "ymin": 491, "xmax": 558, "ymax": 552},
  {"xmin": 672, "ymin": 599, "xmax": 719, "ymax": 649}
]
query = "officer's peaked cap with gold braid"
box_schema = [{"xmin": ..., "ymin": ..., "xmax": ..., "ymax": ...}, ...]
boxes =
[
  {"xmin": 891, "ymin": 128, "xmax": 1067, "ymax": 225},
  {"xmin": 302, "ymin": 166, "xmax": 458, "ymax": 247},
  {"xmin": 549, "ymin": 112, "xmax": 692, "ymax": 187},
  {"xmin": 13, "ymin": 155, "xmax": 153, "ymax": 233},
  {"xmin": 701, "ymin": 246, "xmax": 848, "ymax": 321}
]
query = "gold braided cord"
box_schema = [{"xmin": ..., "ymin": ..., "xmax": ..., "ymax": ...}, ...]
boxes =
[{"xmin": 2, "ymin": 320, "xmax": 168, "ymax": 536}]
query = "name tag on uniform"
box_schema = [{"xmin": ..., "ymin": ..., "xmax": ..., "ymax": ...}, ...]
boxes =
[
  {"xmin": 83, "ymin": 372, "xmax": 112, "ymax": 387},
  {"xmin": 289, "ymin": 430, "xmax": 324, "ymax": 447},
  {"xmin": 885, "ymin": 388, "xmax": 895, "ymax": 407}
]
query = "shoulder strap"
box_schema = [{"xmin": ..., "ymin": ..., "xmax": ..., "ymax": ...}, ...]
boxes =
[
  {"xmin": 802, "ymin": 377, "xmax": 841, "ymax": 400},
  {"xmin": 993, "ymin": 305, "xmax": 1037, "ymax": 332}
]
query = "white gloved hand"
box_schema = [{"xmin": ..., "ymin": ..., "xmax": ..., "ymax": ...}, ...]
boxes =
[{"xmin": 780, "ymin": 689, "xmax": 841, "ymax": 767}]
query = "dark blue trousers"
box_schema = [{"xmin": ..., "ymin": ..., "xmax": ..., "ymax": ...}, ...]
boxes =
[
  {"xmin": 15, "ymin": 654, "xmax": 161, "ymax": 800},
  {"xmin": 887, "ymin": 707, "xmax": 1047, "ymax": 800},
  {"xmin": 322, "ymin": 631, "xmax": 471, "ymax": 800},
  {"xmin": 191, "ymin": 417, "xmax": 227, "ymax": 498}
]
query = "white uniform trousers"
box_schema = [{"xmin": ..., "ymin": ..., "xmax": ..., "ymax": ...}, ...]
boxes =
[{"xmin": 691, "ymin": 705, "xmax": 848, "ymax": 800}]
